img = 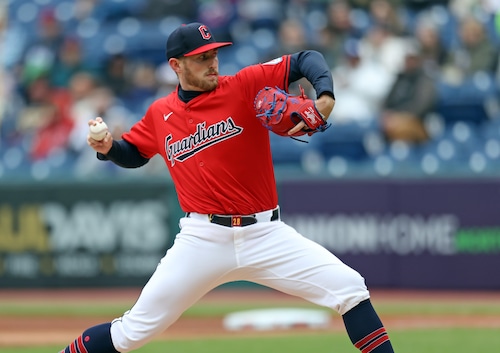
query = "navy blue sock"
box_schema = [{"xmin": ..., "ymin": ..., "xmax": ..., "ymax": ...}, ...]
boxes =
[
  {"xmin": 59, "ymin": 322, "xmax": 119, "ymax": 353},
  {"xmin": 342, "ymin": 299, "xmax": 394, "ymax": 353}
]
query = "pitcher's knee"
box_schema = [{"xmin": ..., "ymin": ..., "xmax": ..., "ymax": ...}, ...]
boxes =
[
  {"xmin": 110, "ymin": 318, "xmax": 150, "ymax": 353},
  {"xmin": 336, "ymin": 269, "xmax": 371, "ymax": 315}
]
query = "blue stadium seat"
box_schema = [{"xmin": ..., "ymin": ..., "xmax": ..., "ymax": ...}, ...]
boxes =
[
  {"xmin": 479, "ymin": 117, "xmax": 500, "ymax": 140},
  {"xmin": 440, "ymin": 121, "xmax": 482, "ymax": 160},
  {"xmin": 269, "ymin": 133, "xmax": 320, "ymax": 165},
  {"xmin": 315, "ymin": 120, "xmax": 378, "ymax": 161},
  {"xmin": 435, "ymin": 73, "xmax": 497, "ymax": 125}
]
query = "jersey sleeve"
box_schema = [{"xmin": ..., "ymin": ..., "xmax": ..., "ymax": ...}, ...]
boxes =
[
  {"xmin": 235, "ymin": 55, "xmax": 292, "ymax": 100},
  {"xmin": 289, "ymin": 50, "xmax": 334, "ymax": 99},
  {"xmin": 122, "ymin": 107, "xmax": 159, "ymax": 159},
  {"xmin": 235, "ymin": 51, "xmax": 334, "ymax": 103},
  {"xmin": 97, "ymin": 140, "xmax": 150, "ymax": 168}
]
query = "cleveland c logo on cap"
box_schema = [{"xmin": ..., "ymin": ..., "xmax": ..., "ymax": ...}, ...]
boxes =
[{"xmin": 198, "ymin": 25, "xmax": 211, "ymax": 40}]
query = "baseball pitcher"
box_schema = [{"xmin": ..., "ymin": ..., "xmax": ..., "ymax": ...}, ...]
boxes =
[{"xmin": 59, "ymin": 22, "xmax": 395, "ymax": 353}]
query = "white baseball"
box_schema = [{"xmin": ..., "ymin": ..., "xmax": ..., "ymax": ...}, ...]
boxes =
[{"xmin": 89, "ymin": 121, "xmax": 108, "ymax": 141}]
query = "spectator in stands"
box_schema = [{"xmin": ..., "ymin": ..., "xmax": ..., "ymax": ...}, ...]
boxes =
[
  {"xmin": 319, "ymin": 0, "xmax": 363, "ymax": 66},
  {"xmin": 154, "ymin": 62, "xmax": 179, "ymax": 98},
  {"xmin": 368, "ymin": 0, "xmax": 407, "ymax": 35},
  {"xmin": 0, "ymin": 7, "xmax": 26, "ymax": 131},
  {"xmin": 236, "ymin": 0, "xmax": 284, "ymax": 30},
  {"xmin": 1, "ymin": 5, "xmax": 28, "ymax": 142},
  {"xmin": 73, "ymin": 0, "xmax": 140, "ymax": 22},
  {"xmin": 0, "ymin": 6, "xmax": 27, "ymax": 71},
  {"xmin": 122, "ymin": 61, "xmax": 159, "ymax": 114},
  {"xmin": 448, "ymin": 0, "xmax": 484, "ymax": 21},
  {"xmin": 441, "ymin": 15, "xmax": 498, "ymax": 83},
  {"xmin": 50, "ymin": 36, "xmax": 93, "ymax": 88},
  {"xmin": 413, "ymin": 17, "xmax": 448, "ymax": 75},
  {"xmin": 19, "ymin": 9, "xmax": 64, "ymax": 90},
  {"xmin": 20, "ymin": 46, "xmax": 54, "ymax": 89},
  {"xmin": 266, "ymin": 19, "xmax": 316, "ymax": 96},
  {"xmin": 24, "ymin": 8, "xmax": 64, "ymax": 57},
  {"xmin": 17, "ymin": 75, "xmax": 74, "ymax": 160},
  {"xmin": 73, "ymin": 0, "xmax": 99, "ymax": 21},
  {"xmin": 379, "ymin": 40, "xmax": 436, "ymax": 143},
  {"xmin": 357, "ymin": 24, "xmax": 408, "ymax": 77},
  {"xmin": 101, "ymin": 54, "xmax": 131, "ymax": 99},
  {"xmin": 0, "ymin": 67, "xmax": 18, "ymax": 141},
  {"xmin": 331, "ymin": 39, "xmax": 393, "ymax": 123},
  {"xmin": 271, "ymin": 18, "xmax": 310, "ymax": 56},
  {"xmin": 4, "ymin": 0, "xmax": 498, "ymax": 178},
  {"xmin": 67, "ymin": 72, "xmax": 101, "ymax": 153}
]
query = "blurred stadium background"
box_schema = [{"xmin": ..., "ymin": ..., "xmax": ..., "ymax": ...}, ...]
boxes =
[
  {"xmin": 1, "ymin": 0, "xmax": 500, "ymax": 291},
  {"xmin": 2, "ymin": 0, "xmax": 500, "ymax": 179}
]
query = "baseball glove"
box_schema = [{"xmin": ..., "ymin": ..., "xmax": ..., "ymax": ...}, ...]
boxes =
[{"xmin": 254, "ymin": 86, "xmax": 330, "ymax": 137}]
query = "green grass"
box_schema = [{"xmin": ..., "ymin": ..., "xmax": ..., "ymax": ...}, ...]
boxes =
[
  {"xmin": 375, "ymin": 300, "xmax": 500, "ymax": 316},
  {"xmin": 1, "ymin": 293, "xmax": 499, "ymax": 353},
  {"xmin": 2, "ymin": 299, "xmax": 500, "ymax": 317},
  {"xmin": 0, "ymin": 301, "xmax": 317, "ymax": 317},
  {"xmin": 2, "ymin": 328, "xmax": 499, "ymax": 353},
  {"xmin": 0, "ymin": 302, "xmax": 130, "ymax": 316}
]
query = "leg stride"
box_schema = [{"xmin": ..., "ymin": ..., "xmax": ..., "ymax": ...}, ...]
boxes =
[
  {"xmin": 59, "ymin": 322, "xmax": 119, "ymax": 353},
  {"xmin": 342, "ymin": 299, "xmax": 395, "ymax": 353}
]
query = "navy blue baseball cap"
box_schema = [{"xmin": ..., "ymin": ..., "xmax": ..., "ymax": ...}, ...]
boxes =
[{"xmin": 166, "ymin": 22, "xmax": 232, "ymax": 60}]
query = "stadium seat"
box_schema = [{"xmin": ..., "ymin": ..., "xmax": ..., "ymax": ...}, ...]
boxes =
[
  {"xmin": 269, "ymin": 132, "xmax": 323, "ymax": 166},
  {"xmin": 315, "ymin": 120, "xmax": 379, "ymax": 161},
  {"xmin": 435, "ymin": 73, "xmax": 497, "ymax": 125}
]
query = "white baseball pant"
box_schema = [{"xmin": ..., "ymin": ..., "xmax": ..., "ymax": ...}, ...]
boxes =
[{"xmin": 110, "ymin": 208, "xmax": 370, "ymax": 352}]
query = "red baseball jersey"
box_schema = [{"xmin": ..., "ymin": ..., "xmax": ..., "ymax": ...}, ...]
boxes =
[{"xmin": 122, "ymin": 55, "xmax": 292, "ymax": 215}]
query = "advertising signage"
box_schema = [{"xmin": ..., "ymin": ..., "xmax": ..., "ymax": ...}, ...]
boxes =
[
  {"xmin": 1, "ymin": 178, "xmax": 499, "ymax": 289},
  {"xmin": 280, "ymin": 179, "xmax": 500, "ymax": 290},
  {"xmin": 0, "ymin": 181, "xmax": 176, "ymax": 287}
]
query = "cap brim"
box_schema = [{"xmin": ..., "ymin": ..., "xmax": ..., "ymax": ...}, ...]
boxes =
[{"xmin": 184, "ymin": 42, "xmax": 232, "ymax": 56}]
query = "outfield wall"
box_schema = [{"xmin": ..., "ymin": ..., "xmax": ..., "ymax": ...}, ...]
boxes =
[
  {"xmin": 0, "ymin": 178, "xmax": 499, "ymax": 289},
  {"xmin": 279, "ymin": 179, "xmax": 500, "ymax": 290},
  {"xmin": 0, "ymin": 180, "xmax": 181, "ymax": 288}
]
